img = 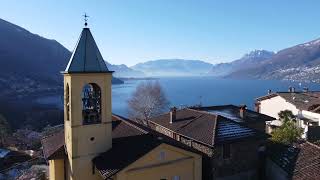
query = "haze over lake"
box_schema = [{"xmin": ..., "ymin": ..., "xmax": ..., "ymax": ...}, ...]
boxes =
[
  {"xmin": 112, "ymin": 77, "xmax": 320, "ymax": 115},
  {"xmin": 36, "ymin": 77, "xmax": 320, "ymax": 116}
]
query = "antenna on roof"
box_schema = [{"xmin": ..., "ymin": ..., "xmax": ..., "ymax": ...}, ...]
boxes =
[
  {"xmin": 83, "ymin": 13, "xmax": 89, "ymax": 27},
  {"xmin": 198, "ymin": 95, "xmax": 202, "ymax": 107}
]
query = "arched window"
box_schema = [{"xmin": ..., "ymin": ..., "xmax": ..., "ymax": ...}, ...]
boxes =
[
  {"xmin": 82, "ymin": 83, "xmax": 101, "ymax": 125},
  {"xmin": 65, "ymin": 83, "xmax": 70, "ymax": 121}
]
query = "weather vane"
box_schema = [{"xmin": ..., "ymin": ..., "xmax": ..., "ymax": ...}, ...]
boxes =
[{"xmin": 83, "ymin": 13, "xmax": 89, "ymax": 27}]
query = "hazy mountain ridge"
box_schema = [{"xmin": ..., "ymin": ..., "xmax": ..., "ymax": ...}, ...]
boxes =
[
  {"xmin": 209, "ymin": 50, "xmax": 275, "ymax": 76},
  {"xmin": 131, "ymin": 59, "xmax": 213, "ymax": 77},
  {"xmin": 105, "ymin": 62, "xmax": 145, "ymax": 78},
  {"xmin": 227, "ymin": 38, "xmax": 320, "ymax": 82},
  {"xmin": 0, "ymin": 18, "xmax": 125, "ymax": 99}
]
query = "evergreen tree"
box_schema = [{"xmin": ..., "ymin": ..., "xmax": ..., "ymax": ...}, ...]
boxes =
[{"xmin": 271, "ymin": 110, "xmax": 303, "ymax": 144}]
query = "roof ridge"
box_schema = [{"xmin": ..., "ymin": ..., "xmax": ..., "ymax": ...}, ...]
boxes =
[
  {"xmin": 255, "ymin": 93, "xmax": 278, "ymax": 101},
  {"xmin": 306, "ymin": 141, "xmax": 320, "ymax": 150},
  {"xmin": 212, "ymin": 114, "xmax": 218, "ymax": 146},
  {"xmin": 186, "ymin": 107, "xmax": 217, "ymax": 116},
  {"xmin": 113, "ymin": 115, "xmax": 148, "ymax": 134}
]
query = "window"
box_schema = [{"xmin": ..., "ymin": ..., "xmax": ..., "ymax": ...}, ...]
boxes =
[
  {"xmin": 159, "ymin": 151, "xmax": 165, "ymax": 161},
  {"xmin": 172, "ymin": 176, "xmax": 180, "ymax": 180},
  {"xmin": 65, "ymin": 83, "xmax": 70, "ymax": 121},
  {"xmin": 222, "ymin": 144, "xmax": 231, "ymax": 159},
  {"xmin": 82, "ymin": 83, "xmax": 102, "ymax": 125}
]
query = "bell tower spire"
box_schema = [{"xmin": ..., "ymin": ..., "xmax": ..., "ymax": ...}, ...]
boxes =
[{"xmin": 62, "ymin": 20, "xmax": 113, "ymax": 180}]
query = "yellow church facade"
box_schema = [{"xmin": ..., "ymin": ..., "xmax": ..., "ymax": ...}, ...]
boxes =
[{"xmin": 41, "ymin": 25, "xmax": 202, "ymax": 180}]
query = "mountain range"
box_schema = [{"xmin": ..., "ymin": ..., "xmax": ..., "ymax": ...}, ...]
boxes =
[
  {"xmin": 1, "ymin": 17, "xmax": 320, "ymax": 130},
  {"xmin": 105, "ymin": 62, "xmax": 145, "ymax": 78},
  {"xmin": 209, "ymin": 50, "xmax": 275, "ymax": 77},
  {"xmin": 1, "ymin": 16, "xmax": 320, "ymax": 93},
  {"xmin": 0, "ymin": 18, "xmax": 126, "ymax": 99},
  {"xmin": 131, "ymin": 59, "xmax": 213, "ymax": 77},
  {"xmin": 225, "ymin": 39, "xmax": 320, "ymax": 82}
]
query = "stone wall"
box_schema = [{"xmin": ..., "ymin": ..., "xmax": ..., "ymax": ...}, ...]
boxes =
[{"xmin": 212, "ymin": 140, "xmax": 265, "ymax": 179}]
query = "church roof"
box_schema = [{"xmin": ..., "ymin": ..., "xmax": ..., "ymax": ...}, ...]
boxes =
[
  {"xmin": 64, "ymin": 28, "xmax": 112, "ymax": 73},
  {"xmin": 41, "ymin": 115, "xmax": 201, "ymax": 179},
  {"xmin": 93, "ymin": 115, "xmax": 202, "ymax": 179}
]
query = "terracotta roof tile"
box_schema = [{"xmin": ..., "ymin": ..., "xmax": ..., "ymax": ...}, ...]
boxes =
[
  {"xmin": 149, "ymin": 108, "xmax": 268, "ymax": 146},
  {"xmin": 193, "ymin": 105, "xmax": 275, "ymax": 122},
  {"xmin": 41, "ymin": 129, "xmax": 65, "ymax": 160},
  {"xmin": 93, "ymin": 134, "xmax": 161, "ymax": 179},
  {"xmin": 42, "ymin": 115, "xmax": 202, "ymax": 179},
  {"xmin": 267, "ymin": 141, "xmax": 320, "ymax": 180}
]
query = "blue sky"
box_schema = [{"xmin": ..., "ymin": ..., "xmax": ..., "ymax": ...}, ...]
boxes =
[{"xmin": 1, "ymin": 0, "xmax": 320, "ymax": 66}]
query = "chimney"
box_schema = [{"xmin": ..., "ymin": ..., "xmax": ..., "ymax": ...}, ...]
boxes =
[
  {"xmin": 239, "ymin": 105, "xmax": 247, "ymax": 119},
  {"xmin": 170, "ymin": 107, "xmax": 177, "ymax": 124},
  {"xmin": 288, "ymin": 87, "xmax": 295, "ymax": 93},
  {"xmin": 268, "ymin": 89, "xmax": 272, "ymax": 94},
  {"xmin": 303, "ymin": 87, "xmax": 309, "ymax": 93}
]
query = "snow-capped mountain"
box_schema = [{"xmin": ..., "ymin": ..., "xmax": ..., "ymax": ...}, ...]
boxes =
[
  {"xmin": 209, "ymin": 50, "xmax": 275, "ymax": 76},
  {"xmin": 227, "ymin": 38, "xmax": 320, "ymax": 82}
]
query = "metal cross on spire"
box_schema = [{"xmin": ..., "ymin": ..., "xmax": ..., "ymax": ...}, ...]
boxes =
[{"xmin": 83, "ymin": 13, "xmax": 89, "ymax": 27}]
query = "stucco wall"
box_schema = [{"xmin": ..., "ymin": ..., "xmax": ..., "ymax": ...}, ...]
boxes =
[
  {"xmin": 259, "ymin": 96, "xmax": 320, "ymax": 138},
  {"xmin": 114, "ymin": 143, "xmax": 202, "ymax": 180},
  {"xmin": 67, "ymin": 155, "xmax": 103, "ymax": 180},
  {"xmin": 259, "ymin": 96, "xmax": 299, "ymax": 119},
  {"xmin": 63, "ymin": 73, "xmax": 113, "ymax": 180},
  {"xmin": 301, "ymin": 110, "xmax": 320, "ymax": 125},
  {"xmin": 49, "ymin": 159, "xmax": 65, "ymax": 180}
]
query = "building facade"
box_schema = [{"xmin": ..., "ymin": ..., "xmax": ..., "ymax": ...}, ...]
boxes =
[
  {"xmin": 256, "ymin": 91, "xmax": 320, "ymax": 138},
  {"xmin": 148, "ymin": 105, "xmax": 273, "ymax": 180}
]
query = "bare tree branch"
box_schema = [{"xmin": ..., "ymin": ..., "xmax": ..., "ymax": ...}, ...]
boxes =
[{"xmin": 127, "ymin": 81, "xmax": 169, "ymax": 125}]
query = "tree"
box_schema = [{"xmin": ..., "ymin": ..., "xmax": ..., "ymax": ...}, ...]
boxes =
[
  {"xmin": 0, "ymin": 114, "xmax": 10, "ymax": 147},
  {"xmin": 278, "ymin": 110, "xmax": 295, "ymax": 123},
  {"xmin": 128, "ymin": 81, "xmax": 169, "ymax": 125},
  {"xmin": 271, "ymin": 110, "xmax": 303, "ymax": 144}
]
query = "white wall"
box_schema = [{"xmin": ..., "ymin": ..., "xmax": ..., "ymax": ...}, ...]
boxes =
[
  {"xmin": 300, "ymin": 110, "xmax": 320, "ymax": 138},
  {"xmin": 260, "ymin": 96, "xmax": 320, "ymax": 138},
  {"xmin": 301, "ymin": 110, "xmax": 320, "ymax": 122},
  {"xmin": 259, "ymin": 96, "xmax": 299, "ymax": 119}
]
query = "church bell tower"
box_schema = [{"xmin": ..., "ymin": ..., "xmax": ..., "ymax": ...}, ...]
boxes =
[{"xmin": 62, "ymin": 23, "xmax": 113, "ymax": 180}]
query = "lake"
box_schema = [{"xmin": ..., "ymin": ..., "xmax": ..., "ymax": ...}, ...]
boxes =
[{"xmin": 36, "ymin": 77, "xmax": 320, "ymax": 116}]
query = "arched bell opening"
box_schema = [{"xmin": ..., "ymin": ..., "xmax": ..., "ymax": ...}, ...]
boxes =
[{"xmin": 82, "ymin": 83, "xmax": 102, "ymax": 125}]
